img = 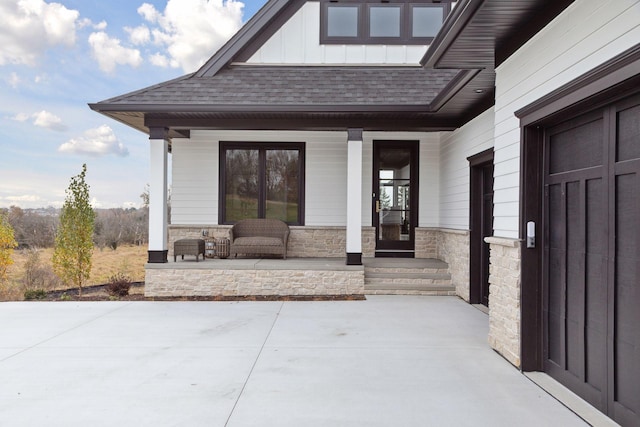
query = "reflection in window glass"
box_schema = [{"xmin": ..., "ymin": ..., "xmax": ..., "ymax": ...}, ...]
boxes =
[
  {"xmin": 327, "ymin": 6, "xmax": 359, "ymax": 37},
  {"xmin": 412, "ymin": 6, "xmax": 443, "ymax": 37},
  {"xmin": 369, "ymin": 6, "xmax": 401, "ymax": 37},
  {"xmin": 225, "ymin": 149, "xmax": 259, "ymax": 222},
  {"xmin": 266, "ymin": 150, "xmax": 300, "ymax": 223}
]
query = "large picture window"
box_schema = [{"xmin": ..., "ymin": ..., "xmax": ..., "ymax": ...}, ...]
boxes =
[
  {"xmin": 321, "ymin": 0, "xmax": 451, "ymax": 45},
  {"xmin": 220, "ymin": 142, "xmax": 305, "ymax": 225}
]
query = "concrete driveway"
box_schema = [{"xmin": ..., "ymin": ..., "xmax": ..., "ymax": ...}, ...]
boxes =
[{"xmin": 0, "ymin": 296, "xmax": 587, "ymax": 426}]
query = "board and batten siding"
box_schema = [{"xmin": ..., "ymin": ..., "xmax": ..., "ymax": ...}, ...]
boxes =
[
  {"xmin": 246, "ymin": 2, "xmax": 428, "ymax": 64},
  {"xmin": 492, "ymin": 0, "xmax": 640, "ymax": 239},
  {"xmin": 439, "ymin": 107, "xmax": 495, "ymax": 230}
]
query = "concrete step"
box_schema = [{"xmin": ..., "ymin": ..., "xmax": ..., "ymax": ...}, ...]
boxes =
[{"xmin": 363, "ymin": 259, "xmax": 454, "ymax": 295}]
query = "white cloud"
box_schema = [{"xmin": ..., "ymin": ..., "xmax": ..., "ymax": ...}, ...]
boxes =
[
  {"xmin": 0, "ymin": 0, "xmax": 80, "ymax": 66},
  {"xmin": 11, "ymin": 113, "xmax": 30, "ymax": 122},
  {"xmin": 137, "ymin": 0, "xmax": 244, "ymax": 72},
  {"xmin": 149, "ymin": 52, "xmax": 178, "ymax": 68},
  {"xmin": 125, "ymin": 25, "xmax": 151, "ymax": 45},
  {"xmin": 10, "ymin": 110, "xmax": 67, "ymax": 131},
  {"xmin": 33, "ymin": 110, "xmax": 67, "ymax": 131},
  {"xmin": 59, "ymin": 125, "xmax": 129, "ymax": 157},
  {"xmin": 88, "ymin": 31, "xmax": 143, "ymax": 73},
  {"xmin": 137, "ymin": 3, "xmax": 161, "ymax": 23},
  {"xmin": 93, "ymin": 20, "xmax": 107, "ymax": 31}
]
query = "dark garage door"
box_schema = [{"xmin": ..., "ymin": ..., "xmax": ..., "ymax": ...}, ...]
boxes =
[{"xmin": 544, "ymin": 94, "xmax": 640, "ymax": 426}]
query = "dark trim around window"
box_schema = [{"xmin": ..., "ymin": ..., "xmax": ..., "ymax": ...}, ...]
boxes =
[
  {"xmin": 320, "ymin": 0, "xmax": 451, "ymax": 45},
  {"xmin": 219, "ymin": 142, "xmax": 305, "ymax": 226}
]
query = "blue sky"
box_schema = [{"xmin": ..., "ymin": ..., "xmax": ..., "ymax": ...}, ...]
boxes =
[{"xmin": 0, "ymin": 0, "xmax": 266, "ymax": 209}]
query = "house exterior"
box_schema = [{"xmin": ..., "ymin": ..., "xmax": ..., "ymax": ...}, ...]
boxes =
[{"xmin": 91, "ymin": 0, "xmax": 640, "ymax": 424}]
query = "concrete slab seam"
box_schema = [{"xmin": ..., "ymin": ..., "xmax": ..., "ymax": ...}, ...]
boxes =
[
  {"xmin": 0, "ymin": 302, "xmax": 133, "ymax": 363},
  {"xmin": 224, "ymin": 300, "xmax": 284, "ymax": 426}
]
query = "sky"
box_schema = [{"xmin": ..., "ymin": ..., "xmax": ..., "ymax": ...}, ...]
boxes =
[{"xmin": 0, "ymin": 0, "xmax": 266, "ymax": 209}]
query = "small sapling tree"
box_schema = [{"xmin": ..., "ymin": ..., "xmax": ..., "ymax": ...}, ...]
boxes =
[
  {"xmin": 0, "ymin": 212, "xmax": 18, "ymax": 284},
  {"xmin": 53, "ymin": 164, "xmax": 96, "ymax": 296}
]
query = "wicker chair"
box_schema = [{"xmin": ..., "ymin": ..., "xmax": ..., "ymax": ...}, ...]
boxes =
[{"xmin": 229, "ymin": 219, "xmax": 290, "ymax": 259}]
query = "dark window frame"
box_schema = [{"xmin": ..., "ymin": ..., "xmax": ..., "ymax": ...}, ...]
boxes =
[
  {"xmin": 320, "ymin": 0, "xmax": 451, "ymax": 45},
  {"xmin": 219, "ymin": 142, "xmax": 305, "ymax": 226}
]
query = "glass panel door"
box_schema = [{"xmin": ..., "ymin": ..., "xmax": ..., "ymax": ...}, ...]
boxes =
[{"xmin": 373, "ymin": 141, "xmax": 417, "ymax": 255}]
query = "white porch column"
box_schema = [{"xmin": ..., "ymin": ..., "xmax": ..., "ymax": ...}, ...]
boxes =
[
  {"xmin": 346, "ymin": 128, "xmax": 363, "ymax": 265},
  {"xmin": 148, "ymin": 127, "xmax": 169, "ymax": 263}
]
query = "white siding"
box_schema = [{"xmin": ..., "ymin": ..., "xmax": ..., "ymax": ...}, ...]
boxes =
[
  {"xmin": 171, "ymin": 130, "xmax": 349, "ymax": 226},
  {"xmin": 439, "ymin": 107, "xmax": 495, "ymax": 230},
  {"xmin": 247, "ymin": 2, "xmax": 428, "ymax": 65},
  {"xmin": 171, "ymin": 135, "xmax": 218, "ymax": 225},
  {"xmin": 171, "ymin": 130, "xmax": 439, "ymax": 228},
  {"xmin": 305, "ymin": 136, "xmax": 348, "ymax": 226},
  {"xmin": 493, "ymin": 0, "xmax": 640, "ymax": 238}
]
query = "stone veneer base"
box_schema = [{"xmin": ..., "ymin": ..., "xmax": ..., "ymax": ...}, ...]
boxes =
[
  {"xmin": 485, "ymin": 236, "xmax": 521, "ymax": 368},
  {"xmin": 145, "ymin": 261, "xmax": 365, "ymax": 297}
]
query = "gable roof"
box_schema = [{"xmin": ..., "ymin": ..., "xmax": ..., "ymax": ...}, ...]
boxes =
[
  {"xmin": 90, "ymin": 0, "xmax": 576, "ymax": 136},
  {"xmin": 195, "ymin": 0, "xmax": 304, "ymax": 77}
]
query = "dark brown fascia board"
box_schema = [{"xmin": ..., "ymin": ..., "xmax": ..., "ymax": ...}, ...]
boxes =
[
  {"xmin": 420, "ymin": 0, "xmax": 484, "ymax": 69},
  {"xmin": 429, "ymin": 69, "xmax": 481, "ymax": 112},
  {"xmin": 89, "ymin": 103, "xmax": 433, "ymax": 114},
  {"xmin": 145, "ymin": 116, "xmax": 460, "ymax": 132},
  {"xmin": 195, "ymin": 0, "xmax": 296, "ymax": 78},
  {"xmin": 515, "ymin": 43, "xmax": 640, "ymax": 125}
]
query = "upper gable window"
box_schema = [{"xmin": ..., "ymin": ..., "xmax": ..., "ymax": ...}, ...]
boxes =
[{"xmin": 321, "ymin": 0, "xmax": 451, "ymax": 45}]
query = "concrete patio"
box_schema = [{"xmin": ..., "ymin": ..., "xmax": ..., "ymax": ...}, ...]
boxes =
[{"xmin": 0, "ymin": 296, "xmax": 592, "ymax": 426}]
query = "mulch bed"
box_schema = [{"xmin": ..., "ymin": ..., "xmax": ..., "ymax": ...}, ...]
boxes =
[{"xmin": 42, "ymin": 283, "xmax": 365, "ymax": 301}]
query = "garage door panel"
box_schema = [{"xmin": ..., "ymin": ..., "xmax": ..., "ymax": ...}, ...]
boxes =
[
  {"xmin": 566, "ymin": 181, "xmax": 585, "ymax": 379},
  {"xmin": 616, "ymin": 103, "xmax": 640, "ymax": 162},
  {"xmin": 549, "ymin": 118, "xmax": 603, "ymax": 174},
  {"xmin": 585, "ymin": 177, "xmax": 607, "ymax": 392},
  {"xmin": 614, "ymin": 172, "xmax": 640, "ymax": 418}
]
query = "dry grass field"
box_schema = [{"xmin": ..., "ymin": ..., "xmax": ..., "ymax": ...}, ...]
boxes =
[{"xmin": 1, "ymin": 245, "xmax": 147, "ymax": 301}]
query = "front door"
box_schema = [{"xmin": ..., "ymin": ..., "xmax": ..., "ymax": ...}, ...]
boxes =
[{"xmin": 373, "ymin": 141, "xmax": 418, "ymax": 257}]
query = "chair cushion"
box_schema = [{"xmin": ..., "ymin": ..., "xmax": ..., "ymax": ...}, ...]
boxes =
[{"xmin": 233, "ymin": 237, "xmax": 282, "ymax": 247}]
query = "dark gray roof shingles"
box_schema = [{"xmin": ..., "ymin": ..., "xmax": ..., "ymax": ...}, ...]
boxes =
[{"xmin": 97, "ymin": 66, "xmax": 460, "ymax": 108}]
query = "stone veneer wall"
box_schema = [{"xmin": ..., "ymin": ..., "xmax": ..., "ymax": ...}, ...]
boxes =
[
  {"xmin": 414, "ymin": 228, "xmax": 437, "ymax": 259},
  {"xmin": 486, "ymin": 236, "xmax": 521, "ymax": 367},
  {"xmin": 145, "ymin": 266, "xmax": 364, "ymax": 297},
  {"xmin": 435, "ymin": 229, "xmax": 470, "ymax": 301},
  {"xmin": 168, "ymin": 225, "xmax": 376, "ymax": 258}
]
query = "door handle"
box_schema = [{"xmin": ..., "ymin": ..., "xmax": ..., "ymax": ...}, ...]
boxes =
[{"xmin": 376, "ymin": 201, "xmax": 381, "ymax": 213}]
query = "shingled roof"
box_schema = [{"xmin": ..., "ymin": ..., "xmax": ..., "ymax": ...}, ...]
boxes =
[
  {"xmin": 94, "ymin": 66, "xmax": 459, "ymax": 109},
  {"xmin": 90, "ymin": 0, "xmax": 577, "ymax": 134}
]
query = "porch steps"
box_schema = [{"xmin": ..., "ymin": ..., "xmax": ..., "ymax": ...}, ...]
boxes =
[{"xmin": 363, "ymin": 258, "xmax": 455, "ymax": 295}]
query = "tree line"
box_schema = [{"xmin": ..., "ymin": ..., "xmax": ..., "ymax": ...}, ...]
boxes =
[{"xmin": 3, "ymin": 203, "xmax": 148, "ymax": 249}]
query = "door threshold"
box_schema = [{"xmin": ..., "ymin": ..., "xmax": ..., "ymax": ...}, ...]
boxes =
[{"xmin": 375, "ymin": 250, "xmax": 415, "ymax": 258}]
